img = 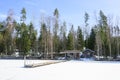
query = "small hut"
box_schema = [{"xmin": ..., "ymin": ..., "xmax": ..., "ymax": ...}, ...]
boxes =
[
  {"xmin": 60, "ymin": 50, "xmax": 80, "ymax": 60},
  {"xmin": 80, "ymin": 49, "xmax": 95, "ymax": 58}
]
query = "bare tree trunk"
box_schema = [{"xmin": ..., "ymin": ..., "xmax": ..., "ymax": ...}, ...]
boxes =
[
  {"xmin": 117, "ymin": 36, "xmax": 119, "ymax": 56},
  {"xmin": 109, "ymin": 43, "xmax": 112, "ymax": 57},
  {"xmin": 45, "ymin": 36, "xmax": 47, "ymax": 59},
  {"xmin": 96, "ymin": 31, "xmax": 101, "ymax": 60},
  {"xmin": 107, "ymin": 28, "xmax": 112, "ymax": 58},
  {"xmin": 51, "ymin": 35, "xmax": 53, "ymax": 59},
  {"xmin": 97, "ymin": 44, "xmax": 100, "ymax": 60},
  {"xmin": 117, "ymin": 27, "xmax": 120, "ymax": 56}
]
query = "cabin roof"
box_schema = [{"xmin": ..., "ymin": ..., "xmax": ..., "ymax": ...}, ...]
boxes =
[
  {"xmin": 82, "ymin": 49, "xmax": 95, "ymax": 54},
  {"xmin": 60, "ymin": 50, "xmax": 80, "ymax": 54}
]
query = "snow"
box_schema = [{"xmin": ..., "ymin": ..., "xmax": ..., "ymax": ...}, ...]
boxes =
[
  {"xmin": 80, "ymin": 58, "xmax": 95, "ymax": 61},
  {"xmin": 0, "ymin": 60, "xmax": 120, "ymax": 80}
]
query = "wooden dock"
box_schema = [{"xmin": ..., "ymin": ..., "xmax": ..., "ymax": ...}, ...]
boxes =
[{"xmin": 24, "ymin": 60, "xmax": 66, "ymax": 68}]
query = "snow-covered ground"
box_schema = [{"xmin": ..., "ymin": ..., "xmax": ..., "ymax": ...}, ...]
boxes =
[{"xmin": 0, "ymin": 60, "xmax": 120, "ymax": 80}]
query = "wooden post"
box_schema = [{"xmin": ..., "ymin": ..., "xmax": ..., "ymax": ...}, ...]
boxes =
[
  {"xmin": 65, "ymin": 53, "xmax": 67, "ymax": 60},
  {"xmin": 24, "ymin": 56, "xmax": 26, "ymax": 67}
]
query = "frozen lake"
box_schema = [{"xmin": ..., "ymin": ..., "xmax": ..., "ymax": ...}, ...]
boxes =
[{"xmin": 0, "ymin": 60, "xmax": 120, "ymax": 80}]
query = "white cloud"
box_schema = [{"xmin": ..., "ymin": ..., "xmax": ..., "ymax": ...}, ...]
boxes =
[
  {"xmin": 0, "ymin": 13, "xmax": 7, "ymax": 20},
  {"xmin": 0, "ymin": 13, "xmax": 20, "ymax": 22}
]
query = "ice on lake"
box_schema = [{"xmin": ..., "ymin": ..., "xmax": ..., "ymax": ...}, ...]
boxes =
[{"xmin": 0, "ymin": 59, "xmax": 120, "ymax": 80}]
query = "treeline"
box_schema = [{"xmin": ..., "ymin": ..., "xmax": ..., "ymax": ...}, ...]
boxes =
[{"xmin": 0, "ymin": 8, "xmax": 120, "ymax": 59}]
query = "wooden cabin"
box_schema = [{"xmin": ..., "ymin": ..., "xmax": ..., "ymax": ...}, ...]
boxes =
[
  {"xmin": 60, "ymin": 50, "xmax": 80, "ymax": 60},
  {"xmin": 80, "ymin": 49, "xmax": 95, "ymax": 58}
]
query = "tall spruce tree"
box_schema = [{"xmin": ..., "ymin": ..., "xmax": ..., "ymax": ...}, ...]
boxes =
[
  {"xmin": 67, "ymin": 26, "xmax": 74, "ymax": 50},
  {"xmin": 39, "ymin": 23, "xmax": 48, "ymax": 58},
  {"xmin": 28, "ymin": 22, "xmax": 37, "ymax": 55},
  {"xmin": 59, "ymin": 21, "xmax": 67, "ymax": 51},
  {"xmin": 77, "ymin": 26, "xmax": 84, "ymax": 50},
  {"xmin": 53, "ymin": 8, "xmax": 59, "ymax": 52},
  {"xmin": 98, "ymin": 10, "xmax": 111, "ymax": 57},
  {"xmin": 87, "ymin": 28, "xmax": 96, "ymax": 50},
  {"xmin": 84, "ymin": 12, "xmax": 89, "ymax": 49},
  {"xmin": 20, "ymin": 8, "xmax": 31, "ymax": 56}
]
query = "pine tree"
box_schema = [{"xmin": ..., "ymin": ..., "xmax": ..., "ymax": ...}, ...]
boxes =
[
  {"xmin": 28, "ymin": 22, "xmax": 37, "ymax": 55},
  {"xmin": 97, "ymin": 10, "xmax": 111, "ymax": 57},
  {"xmin": 87, "ymin": 28, "xmax": 96, "ymax": 50},
  {"xmin": 67, "ymin": 32, "xmax": 74, "ymax": 50},
  {"xmin": 67, "ymin": 26, "xmax": 74, "ymax": 50},
  {"xmin": 76, "ymin": 26, "xmax": 84, "ymax": 50},
  {"xmin": 20, "ymin": 8, "xmax": 26, "ymax": 23},
  {"xmin": 84, "ymin": 12, "xmax": 89, "ymax": 48},
  {"xmin": 59, "ymin": 21, "xmax": 67, "ymax": 51},
  {"xmin": 20, "ymin": 8, "xmax": 31, "ymax": 56},
  {"xmin": 39, "ymin": 23, "xmax": 48, "ymax": 58},
  {"xmin": 53, "ymin": 8, "xmax": 60, "ymax": 52}
]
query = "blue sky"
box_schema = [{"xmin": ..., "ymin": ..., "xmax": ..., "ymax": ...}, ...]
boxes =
[{"xmin": 0, "ymin": 0, "xmax": 120, "ymax": 31}]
